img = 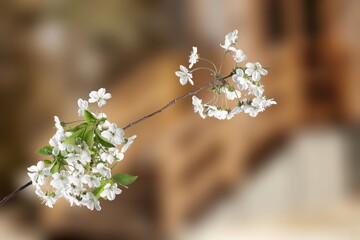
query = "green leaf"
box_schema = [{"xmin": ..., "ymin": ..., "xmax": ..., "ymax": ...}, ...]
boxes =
[
  {"xmin": 98, "ymin": 117, "xmax": 107, "ymax": 124},
  {"xmin": 44, "ymin": 159, "xmax": 52, "ymax": 165},
  {"xmin": 64, "ymin": 128, "xmax": 85, "ymax": 145},
  {"xmin": 36, "ymin": 146, "xmax": 53, "ymax": 155},
  {"xmin": 50, "ymin": 162, "xmax": 60, "ymax": 173},
  {"xmin": 83, "ymin": 126, "xmax": 95, "ymax": 148},
  {"xmin": 68, "ymin": 122, "xmax": 87, "ymax": 132},
  {"xmin": 92, "ymin": 185, "xmax": 105, "ymax": 198},
  {"xmin": 112, "ymin": 174, "xmax": 138, "ymax": 186},
  {"xmin": 84, "ymin": 110, "xmax": 96, "ymax": 124},
  {"xmin": 95, "ymin": 129, "xmax": 115, "ymax": 148}
]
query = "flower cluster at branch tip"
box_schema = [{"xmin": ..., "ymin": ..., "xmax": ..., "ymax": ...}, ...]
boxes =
[
  {"xmin": 28, "ymin": 88, "xmax": 138, "ymax": 210},
  {"xmin": 175, "ymin": 29, "xmax": 276, "ymax": 119}
]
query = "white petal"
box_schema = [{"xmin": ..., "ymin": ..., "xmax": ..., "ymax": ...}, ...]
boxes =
[
  {"xmin": 103, "ymin": 93, "xmax": 112, "ymax": 100},
  {"xmin": 258, "ymin": 68, "xmax": 268, "ymax": 75},
  {"xmin": 98, "ymin": 88, "xmax": 106, "ymax": 96},
  {"xmin": 245, "ymin": 68, "xmax": 254, "ymax": 76},
  {"xmin": 246, "ymin": 62, "xmax": 255, "ymax": 69},
  {"xmin": 27, "ymin": 165, "xmax": 38, "ymax": 172},
  {"xmin": 253, "ymin": 71, "xmax": 260, "ymax": 81},
  {"xmin": 180, "ymin": 77, "xmax": 187, "ymax": 85},
  {"xmin": 235, "ymin": 68, "xmax": 244, "ymax": 77},
  {"xmin": 101, "ymin": 131, "xmax": 113, "ymax": 140},
  {"xmin": 98, "ymin": 99, "xmax": 106, "ymax": 107},
  {"xmin": 77, "ymin": 98, "xmax": 83, "ymax": 107},
  {"xmin": 89, "ymin": 91, "xmax": 98, "ymax": 99},
  {"xmin": 37, "ymin": 161, "xmax": 45, "ymax": 170},
  {"xmin": 109, "ymin": 124, "xmax": 117, "ymax": 132},
  {"xmin": 255, "ymin": 62, "xmax": 262, "ymax": 68},
  {"xmin": 180, "ymin": 65, "xmax": 188, "ymax": 73}
]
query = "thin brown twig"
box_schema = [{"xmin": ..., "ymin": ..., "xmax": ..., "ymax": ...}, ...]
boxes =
[
  {"xmin": 0, "ymin": 72, "xmax": 234, "ymax": 207},
  {"xmin": 0, "ymin": 180, "xmax": 32, "ymax": 206},
  {"xmin": 123, "ymin": 72, "xmax": 233, "ymax": 130}
]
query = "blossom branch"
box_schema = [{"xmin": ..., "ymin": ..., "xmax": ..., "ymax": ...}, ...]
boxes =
[
  {"xmin": 1, "ymin": 30, "xmax": 276, "ymax": 210},
  {"xmin": 0, "ymin": 73, "xmax": 234, "ymax": 207}
]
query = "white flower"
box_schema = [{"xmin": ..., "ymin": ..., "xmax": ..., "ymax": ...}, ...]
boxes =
[
  {"xmin": 63, "ymin": 191, "xmax": 81, "ymax": 207},
  {"xmin": 242, "ymin": 104, "xmax": 260, "ymax": 117},
  {"xmin": 214, "ymin": 109, "xmax": 228, "ymax": 120},
  {"xmin": 251, "ymin": 97, "xmax": 267, "ymax": 110},
  {"xmin": 81, "ymin": 192, "xmax": 101, "ymax": 211},
  {"xmin": 97, "ymin": 119, "xmax": 111, "ymax": 131},
  {"xmin": 232, "ymin": 49, "xmax": 246, "ymax": 63},
  {"xmin": 81, "ymin": 174, "xmax": 101, "ymax": 188},
  {"xmin": 225, "ymin": 110, "xmax": 237, "ymax": 120},
  {"xmin": 245, "ymin": 62, "xmax": 268, "ymax": 81},
  {"xmin": 175, "ymin": 65, "xmax": 194, "ymax": 85},
  {"xmin": 54, "ymin": 116, "xmax": 63, "ymax": 132},
  {"xmin": 89, "ymin": 88, "xmax": 112, "ymax": 107},
  {"xmin": 221, "ymin": 87, "xmax": 241, "ymax": 100},
  {"xmin": 189, "ymin": 46, "xmax": 199, "ymax": 68},
  {"xmin": 230, "ymin": 106, "xmax": 242, "ymax": 116},
  {"xmin": 247, "ymin": 83, "xmax": 264, "ymax": 97},
  {"xmin": 101, "ymin": 123, "xmax": 124, "ymax": 145},
  {"xmin": 265, "ymin": 98, "xmax": 277, "ymax": 107},
  {"xmin": 35, "ymin": 187, "xmax": 57, "ymax": 208},
  {"xmin": 28, "ymin": 161, "xmax": 50, "ymax": 186},
  {"xmin": 206, "ymin": 105, "xmax": 228, "ymax": 120},
  {"xmin": 77, "ymin": 98, "xmax": 88, "ymax": 116},
  {"xmin": 50, "ymin": 170, "xmax": 69, "ymax": 190},
  {"xmin": 251, "ymin": 97, "xmax": 277, "ymax": 111},
  {"xmin": 97, "ymin": 112, "xmax": 107, "ymax": 119},
  {"xmin": 79, "ymin": 147, "xmax": 91, "ymax": 165},
  {"xmin": 121, "ymin": 135, "xmax": 137, "ymax": 153},
  {"xmin": 92, "ymin": 163, "xmax": 111, "ymax": 179},
  {"xmin": 100, "ymin": 183, "xmax": 121, "ymax": 201},
  {"xmin": 67, "ymin": 175, "xmax": 84, "ymax": 193},
  {"xmin": 192, "ymin": 96, "xmax": 205, "ymax": 119},
  {"xmin": 220, "ymin": 30, "xmax": 238, "ymax": 50},
  {"xmin": 101, "ymin": 148, "xmax": 124, "ymax": 164},
  {"xmin": 49, "ymin": 130, "xmax": 68, "ymax": 156},
  {"xmin": 232, "ymin": 68, "xmax": 248, "ymax": 91}
]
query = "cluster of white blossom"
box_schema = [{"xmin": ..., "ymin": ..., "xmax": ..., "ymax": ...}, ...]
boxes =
[
  {"xmin": 25, "ymin": 30, "xmax": 276, "ymax": 211},
  {"xmin": 175, "ymin": 30, "xmax": 276, "ymax": 119},
  {"xmin": 28, "ymin": 88, "xmax": 137, "ymax": 210}
]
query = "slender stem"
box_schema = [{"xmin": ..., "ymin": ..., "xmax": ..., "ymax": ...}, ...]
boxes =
[
  {"xmin": 225, "ymin": 94, "xmax": 228, "ymax": 109},
  {"xmin": 227, "ymin": 82, "xmax": 241, "ymax": 104},
  {"xmin": 123, "ymin": 72, "xmax": 234, "ymax": 131},
  {"xmin": 218, "ymin": 51, "xmax": 228, "ymax": 74},
  {"xmin": 205, "ymin": 94, "xmax": 216, "ymax": 105},
  {"xmin": 0, "ymin": 72, "xmax": 235, "ymax": 207},
  {"xmin": 190, "ymin": 67, "xmax": 216, "ymax": 75},
  {"xmin": 214, "ymin": 91, "xmax": 219, "ymax": 105},
  {"xmin": 0, "ymin": 181, "xmax": 32, "ymax": 206},
  {"xmin": 111, "ymin": 161, "xmax": 119, "ymax": 170},
  {"xmin": 122, "ymin": 79, "xmax": 216, "ymax": 130},
  {"xmin": 199, "ymin": 58, "xmax": 218, "ymax": 73}
]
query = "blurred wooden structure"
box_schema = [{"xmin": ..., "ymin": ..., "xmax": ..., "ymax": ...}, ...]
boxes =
[{"xmin": 13, "ymin": 0, "xmax": 359, "ymax": 239}]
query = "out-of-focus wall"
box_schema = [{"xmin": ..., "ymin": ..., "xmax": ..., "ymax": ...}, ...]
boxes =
[{"xmin": 0, "ymin": 0, "xmax": 359, "ymax": 239}]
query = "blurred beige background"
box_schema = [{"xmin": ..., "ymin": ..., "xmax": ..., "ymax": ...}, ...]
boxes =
[{"xmin": 0, "ymin": 0, "xmax": 359, "ymax": 239}]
